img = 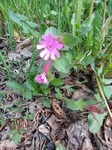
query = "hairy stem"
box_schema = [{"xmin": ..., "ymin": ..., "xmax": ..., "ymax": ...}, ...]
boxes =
[
  {"xmin": 77, "ymin": 0, "xmax": 83, "ymax": 26},
  {"xmin": 95, "ymin": 74, "xmax": 112, "ymax": 120}
]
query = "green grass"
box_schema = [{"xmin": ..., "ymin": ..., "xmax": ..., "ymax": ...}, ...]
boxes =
[
  {"xmin": 0, "ymin": 0, "xmax": 98, "ymax": 35},
  {"xmin": 1, "ymin": 0, "xmax": 111, "ymax": 37}
]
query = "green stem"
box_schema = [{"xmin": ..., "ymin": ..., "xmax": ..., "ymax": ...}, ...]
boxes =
[
  {"xmin": 77, "ymin": 0, "xmax": 83, "ymax": 26},
  {"xmin": 95, "ymin": 74, "xmax": 112, "ymax": 120}
]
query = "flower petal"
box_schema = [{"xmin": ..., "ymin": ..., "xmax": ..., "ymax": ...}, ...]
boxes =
[
  {"xmin": 50, "ymin": 52, "xmax": 55, "ymax": 60},
  {"xmin": 57, "ymin": 43, "xmax": 63, "ymax": 49},
  {"xmin": 40, "ymin": 49, "xmax": 48, "ymax": 58},
  {"xmin": 42, "ymin": 34, "xmax": 48, "ymax": 40},
  {"xmin": 36, "ymin": 44, "xmax": 45, "ymax": 49},
  {"xmin": 44, "ymin": 51, "xmax": 50, "ymax": 60},
  {"xmin": 54, "ymin": 49, "xmax": 60, "ymax": 58}
]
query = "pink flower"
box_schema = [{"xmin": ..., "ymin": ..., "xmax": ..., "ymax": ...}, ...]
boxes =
[
  {"xmin": 35, "ymin": 62, "xmax": 50, "ymax": 84},
  {"xmin": 36, "ymin": 34, "xmax": 63, "ymax": 60},
  {"xmin": 35, "ymin": 72, "xmax": 48, "ymax": 84}
]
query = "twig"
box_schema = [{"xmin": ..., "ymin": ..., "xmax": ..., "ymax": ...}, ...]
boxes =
[{"xmin": 95, "ymin": 74, "xmax": 112, "ymax": 120}]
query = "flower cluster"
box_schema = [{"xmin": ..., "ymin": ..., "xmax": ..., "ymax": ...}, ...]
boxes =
[{"xmin": 35, "ymin": 34, "xmax": 63, "ymax": 84}]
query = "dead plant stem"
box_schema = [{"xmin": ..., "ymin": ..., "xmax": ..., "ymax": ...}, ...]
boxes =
[
  {"xmin": 95, "ymin": 74, "xmax": 112, "ymax": 120},
  {"xmin": 89, "ymin": 0, "xmax": 94, "ymax": 18},
  {"xmin": 102, "ymin": 0, "xmax": 106, "ymax": 24}
]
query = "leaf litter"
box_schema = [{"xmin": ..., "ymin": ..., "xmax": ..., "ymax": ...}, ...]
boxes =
[{"xmin": 0, "ymin": 37, "xmax": 112, "ymax": 150}]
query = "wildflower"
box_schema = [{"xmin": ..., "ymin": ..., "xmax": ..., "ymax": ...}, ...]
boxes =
[
  {"xmin": 36, "ymin": 34, "xmax": 63, "ymax": 60},
  {"xmin": 35, "ymin": 62, "xmax": 50, "ymax": 84},
  {"xmin": 35, "ymin": 72, "xmax": 48, "ymax": 84}
]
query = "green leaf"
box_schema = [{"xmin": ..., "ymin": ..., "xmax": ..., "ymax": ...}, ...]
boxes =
[
  {"xmin": 21, "ymin": 22, "xmax": 29, "ymax": 33},
  {"xmin": 8, "ymin": 12, "xmax": 27, "ymax": 24},
  {"xmin": 12, "ymin": 132, "xmax": 21, "ymax": 144},
  {"xmin": 83, "ymin": 55, "xmax": 95, "ymax": 65},
  {"xmin": 62, "ymin": 33, "xmax": 81, "ymax": 46},
  {"xmin": 50, "ymin": 78, "xmax": 63, "ymax": 86},
  {"xmin": 29, "ymin": 113, "xmax": 34, "ymax": 120},
  {"xmin": 23, "ymin": 89, "xmax": 32, "ymax": 100},
  {"xmin": 12, "ymin": 13, "xmax": 27, "ymax": 21},
  {"xmin": 39, "ymin": 23, "xmax": 47, "ymax": 35},
  {"xmin": 51, "ymin": 10, "xmax": 57, "ymax": 16},
  {"xmin": 43, "ymin": 99, "xmax": 51, "ymax": 108},
  {"xmin": 0, "ymin": 119, "xmax": 6, "ymax": 126},
  {"xmin": 82, "ymin": 16, "xmax": 94, "ymax": 27},
  {"xmin": 103, "ymin": 78, "xmax": 112, "ymax": 85},
  {"xmin": 62, "ymin": 85, "xmax": 75, "ymax": 92},
  {"xmin": 32, "ymin": 90, "xmax": 38, "ymax": 96},
  {"xmin": 18, "ymin": 129, "xmax": 26, "ymax": 134},
  {"xmin": 41, "ymin": 87, "xmax": 50, "ymax": 95},
  {"xmin": 107, "ymin": 0, "xmax": 112, "ymax": 15},
  {"xmin": 53, "ymin": 56, "xmax": 70, "ymax": 74},
  {"xmin": 6, "ymin": 81, "xmax": 22, "ymax": 91},
  {"xmin": 10, "ymin": 129, "xmax": 17, "ymax": 134},
  {"xmin": 66, "ymin": 53, "xmax": 73, "ymax": 64},
  {"xmin": 103, "ymin": 85, "xmax": 112, "ymax": 99},
  {"xmin": 88, "ymin": 112, "xmax": 107, "ymax": 133},
  {"xmin": 56, "ymin": 142, "xmax": 66, "ymax": 150},
  {"xmin": 25, "ymin": 80, "xmax": 37, "ymax": 91},
  {"xmin": 8, "ymin": 12, "xmax": 21, "ymax": 23},
  {"xmin": 45, "ymin": 27, "xmax": 59, "ymax": 36},
  {"xmin": 55, "ymin": 88, "xmax": 62, "ymax": 99},
  {"xmin": 94, "ymin": 94, "xmax": 102, "ymax": 102},
  {"xmin": 75, "ymin": 99, "xmax": 84, "ymax": 111},
  {"xmin": 64, "ymin": 99, "xmax": 78, "ymax": 110},
  {"xmin": 78, "ymin": 27, "xmax": 91, "ymax": 35},
  {"xmin": 55, "ymin": 92, "xmax": 62, "ymax": 100},
  {"xmin": 84, "ymin": 99, "xmax": 98, "ymax": 106},
  {"xmin": 25, "ymin": 21, "xmax": 38, "ymax": 28}
]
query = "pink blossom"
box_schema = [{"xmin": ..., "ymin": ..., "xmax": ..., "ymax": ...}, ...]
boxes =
[
  {"xmin": 35, "ymin": 62, "xmax": 50, "ymax": 84},
  {"xmin": 36, "ymin": 34, "xmax": 63, "ymax": 60},
  {"xmin": 35, "ymin": 72, "xmax": 48, "ymax": 84}
]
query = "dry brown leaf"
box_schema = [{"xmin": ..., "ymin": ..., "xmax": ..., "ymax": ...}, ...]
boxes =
[
  {"xmin": 14, "ymin": 30, "xmax": 21, "ymax": 42},
  {"xmin": 52, "ymin": 100, "xmax": 67, "ymax": 119}
]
